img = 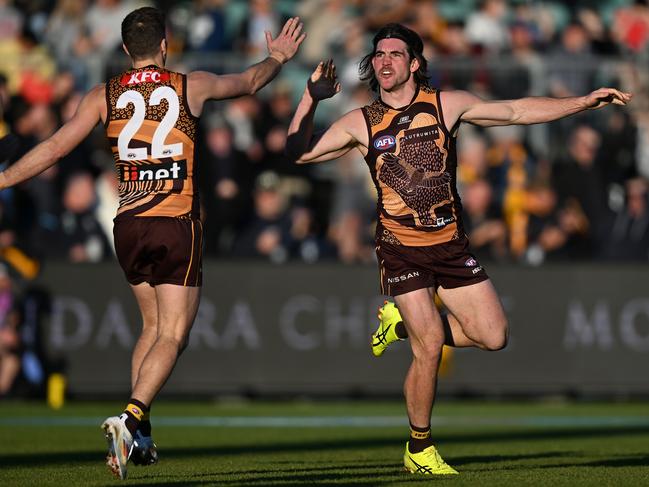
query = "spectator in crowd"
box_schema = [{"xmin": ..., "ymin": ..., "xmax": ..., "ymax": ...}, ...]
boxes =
[
  {"xmin": 233, "ymin": 170, "xmax": 317, "ymax": 262},
  {"xmin": 199, "ymin": 114, "xmax": 255, "ymax": 255},
  {"xmin": 464, "ymin": 0, "xmax": 510, "ymax": 54},
  {"xmin": 548, "ymin": 23, "xmax": 596, "ymax": 99},
  {"xmin": 548, "ymin": 125, "xmax": 609, "ymax": 259},
  {"xmin": 0, "ymin": 262, "xmax": 19, "ymax": 396},
  {"xmin": 234, "ymin": 0, "xmax": 283, "ymax": 63},
  {"xmin": 601, "ymin": 177, "xmax": 649, "ymax": 260},
  {"xmin": 297, "ymin": 0, "xmax": 352, "ymax": 65},
  {"xmin": 53, "ymin": 171, "xmax": 111, "ymax": 263},
  {"xmin": 612, "ymin": 0, "xmax": 649, "ymax": 55},
  {"xmin": 184, "ymin": 0, "xmax": 230, "ymax": 54},
  {"xmin": 44, "ymin": 0, "xmax": 89, "ymax": 87},
  {"xmin": 461, "ymin": 178, "xmax": 508, "ymax": 261}
]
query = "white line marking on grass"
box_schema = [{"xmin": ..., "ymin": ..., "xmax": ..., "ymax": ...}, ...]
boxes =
[{"xmin": 3, "ymin": 416, "xmax": 649, "ymax": 428}]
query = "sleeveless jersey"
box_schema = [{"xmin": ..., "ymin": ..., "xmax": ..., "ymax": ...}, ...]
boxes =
[
  {"xmin": 105, "ymin": 65, "xmax": 199, "ymax": 218},
  {"xmin": 361, "ymin": 84, "xmax": 463, "ymax": 247}
]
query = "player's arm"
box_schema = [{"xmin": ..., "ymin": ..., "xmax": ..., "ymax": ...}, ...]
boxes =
[
  {"xmin": 286, "ymin": 60, "xmax": 364, "ymax": 164},
  {"xmin": 0, "ymin": 85, "xmax": 104, "ymax": 190},
  {"xmin": 188, "ymin": 17, "xmax": 305, "ymax": 112},
  {"xmin": 442, "ymin": 88, "xmax": 632, "ymax": 129}
]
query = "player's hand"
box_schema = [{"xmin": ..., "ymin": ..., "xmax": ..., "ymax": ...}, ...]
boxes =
[
  {"xmin": 266, "ymin": 17, "xmax": 306, "ymax": 64},
  {"xmin": 584, "ymin": 87, "xmax": 632, "ymax": 110},
  {"xmin": 307, "ymin": 60, "xmax": 341, "ymax": 101}
]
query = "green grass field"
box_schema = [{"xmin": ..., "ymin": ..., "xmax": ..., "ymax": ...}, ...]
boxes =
[{"xmin": 1, "ymin": 400, "xmax": 648, "ymax": 486}]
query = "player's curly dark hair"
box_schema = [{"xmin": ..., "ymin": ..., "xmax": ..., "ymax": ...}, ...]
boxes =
[
  {"xmin": 359, "ymin": 23, "xmax": 429, "ymax": 92},
  {"xmin": 121, "ymin": 7, "xmax": 166, "ymax": 61}
]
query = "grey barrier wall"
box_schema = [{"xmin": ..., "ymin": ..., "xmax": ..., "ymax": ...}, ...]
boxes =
[{"xmin": 38, "ymin": 262, "xmax": 649, "ymax": 397}]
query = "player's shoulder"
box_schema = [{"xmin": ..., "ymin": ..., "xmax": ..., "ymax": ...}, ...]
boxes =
[
  {"xmin": 439, "ymin": 89, "xmax": 483, "ymax": 108},
  {"xmin": 335, "ymin": 107, "xmax": 366, "ymax": 129},
  {"xmin": 85, "ymin": 83, "xmax": 107, "ymax": 104},
  {"xmin": 186, "ymin": 70, "xmax": 218, "ymax": 86}
]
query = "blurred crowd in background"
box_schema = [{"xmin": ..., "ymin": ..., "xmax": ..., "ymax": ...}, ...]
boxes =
[
  {"xmin": 2, "ymin": 0, "xmax": 649, "ymax": 397},
  {"xmin": 1, "ymin": 0, "xmax": 649, "ymax": 274}
]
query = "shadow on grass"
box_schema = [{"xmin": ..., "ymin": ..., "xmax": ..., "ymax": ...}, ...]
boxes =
[{"xmin": 1, "ymin": 426, "xmax": 649, "ymax": 484}]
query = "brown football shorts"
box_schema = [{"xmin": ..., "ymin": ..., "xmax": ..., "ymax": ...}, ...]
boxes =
[
  {"xmin": 375, "ymin": 235, "xmax": 488, "ymax": 296},
  {"xmin": 113, "ymin": 215, "xmax": 203, "ymax": 287}
]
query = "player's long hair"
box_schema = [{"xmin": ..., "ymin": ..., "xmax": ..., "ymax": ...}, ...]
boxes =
[
  {"xmin": 359, "ymin": 23, "xmax": 430, "ymax": 92},
  {"xmin": 121, "ymin": 7, "xmax": 166, "ymax": 61}
]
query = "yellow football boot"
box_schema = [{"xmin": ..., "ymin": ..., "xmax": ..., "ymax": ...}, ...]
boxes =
[
  {"xmin": 371, "ymin": 301, "xmax": 405, "ymax": 357},
  {"xmin": 403, "ymin": 442, "xmax": 459, "ymax": 475}
]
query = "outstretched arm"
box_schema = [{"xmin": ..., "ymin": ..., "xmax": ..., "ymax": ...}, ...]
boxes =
[
  {"xmin": 286, "ymin": 60, "xmax": 365, "ymax": 163},
  {"xmin": 0, "ymin": 85, "xmax": 104, "ymax": 190},
  {"xmin": 188, "ymin": 17, "xmax": 306, "ymax": 113},
  {"xmin": 442, "ymin": 87, "xmax": 632, "ymax": 129}
]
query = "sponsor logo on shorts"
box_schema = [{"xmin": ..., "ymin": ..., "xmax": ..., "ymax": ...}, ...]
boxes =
[
  {"xmin": 120, "ymin": 160, "xmax": 187, "ymax": 182},
  {"xmin": 464, "ymin": 257, "xmax": 483, "ymax": 274},
  {"xmin": 387, "ymin": 271, "xmax": 420, "ymax": 284},
  {"xmin": 374, "ymin": 135, "xmax": 396, "ymax": 150}
]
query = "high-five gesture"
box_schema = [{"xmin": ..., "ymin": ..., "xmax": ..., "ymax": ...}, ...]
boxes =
[
  {"xmin": 584, "ymin": 87, "xmax": 632, "ymax": 110},
  {"xmin": 307, "ymin": 60, "xmax": 341, "ymax": 101},
  {"xmin": 266, "ymin": 17, "xmax": 306, "ymax": 64}
]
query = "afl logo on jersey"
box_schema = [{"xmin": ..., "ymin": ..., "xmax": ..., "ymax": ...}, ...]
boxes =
[{"xmin": 374, "ymin": 135, "xmax": 396, "ymax": 150}]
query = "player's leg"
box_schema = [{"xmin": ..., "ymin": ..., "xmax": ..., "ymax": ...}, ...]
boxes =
[
  {"xmin": 436, "ymin": 279, "xmax": 508, "ymax": 351},
  {"xmin": 102, "ymin": 284, "xmax": 200, "ymax": 479},
  {"xmin": 395, "ymin": 288, "xmax": 458, "ymax": 475},
  {"xmin": 131, "ymin": 283, "xmax": 201, "ymax": 405},
  {"xmin": 130, "ymin": 282, "xmax": 159, "ymax": 389},
  {"xmin": 128, "ymin": 282, "xmax": 160, "ymax": 466},
  {"xmin": 373, "ymin": 288, "xmax": 482, "ymax": 355}
]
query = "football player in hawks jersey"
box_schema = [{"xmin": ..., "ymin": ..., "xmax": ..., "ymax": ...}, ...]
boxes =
[
  {"xmin": 0, "ymin": 7, "xmax": 305, "ymax": 480},
  {"xmin": 286, "ymin": 23, "xmax": 631, "ymax": 475}
]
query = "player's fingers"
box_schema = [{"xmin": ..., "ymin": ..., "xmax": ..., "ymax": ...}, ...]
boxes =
[
  {"xmin": 281, "ymin": 17, "xmax": 295, "ymax": 37},
  {"xmin": 311, "ymin": 61, "xmax": 323, "ymax": 80},
  {"xmin": 335, "ymin": 82, "xmax": 342, "ymax": 93},
  {"xmin": 296, "ymin": 32, "xmax": 306, "ymax": 46},
  {"xmin": 265, "ymin": 30, "xmax": 272, "ymax": 47},
  {"xmin": 291, "ymin": 22, "xmax": 303, "ymax": 40},
  {"xmin": 326, "ymin": 59, "xmax": 334, "ymax": 78}
]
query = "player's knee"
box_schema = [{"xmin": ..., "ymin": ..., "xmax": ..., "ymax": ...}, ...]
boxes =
[
  {"xmin": 178, "ymin": 336, "xmax": 189, "ymax": 355},
  {"xmin": 482, "ymin": 323, "xmax": 508, "ymax": 351},
  {"xmin": 157, "ymin": 334, "xmax": 187, "ymax": 354},
  {"xmin": 411, "ymin": 337, "xmax": 444, "ymax": 363}
]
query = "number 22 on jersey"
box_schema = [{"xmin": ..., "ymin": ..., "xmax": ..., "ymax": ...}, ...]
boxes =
[{"xmin": 116, "ymin": 86, "xmax": 183, "ymax": 161}]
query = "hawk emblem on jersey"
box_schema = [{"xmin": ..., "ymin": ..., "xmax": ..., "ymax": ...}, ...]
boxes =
[{"xmin": 378, "ymin": 114, "xmax": 453, "ymax": 226}]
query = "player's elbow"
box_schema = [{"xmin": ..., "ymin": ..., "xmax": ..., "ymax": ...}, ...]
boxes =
[
  {"xmin": 47, "ymin": 138, "xmax": 66, "ymax": 163},
  {"xmin": 284, "ymin": 137, "xmax": 309, "ymax": 164},
  {"xmin": 284, "ymin": 148, "xmax": 310, "ymax": 164}
]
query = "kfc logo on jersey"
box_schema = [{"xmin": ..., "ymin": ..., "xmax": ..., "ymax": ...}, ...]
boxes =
[
  {"xmin": 120, "ymin": 70, "xmax": 171, "ymax": 86},
  {"xmin": 120, "ymin": 160, "xmax": 187, "ymax": 182},
  {"xmin": 374, "ymin": 135, "xmax": 396, "ymax": 150}
]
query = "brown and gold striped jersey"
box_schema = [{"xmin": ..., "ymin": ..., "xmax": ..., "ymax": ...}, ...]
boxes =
[
  {"xmin": 361, "ymin": 84, "xmax": 463, "ymax": 247},
  {"xmin": 105, "ymin": 65, "xmax": 199, "ymax": 218}
]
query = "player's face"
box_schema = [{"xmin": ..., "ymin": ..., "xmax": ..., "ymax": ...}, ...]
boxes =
[{"xmin": 372, "ymin": 38, "xmax": 419, "ymax": 92}]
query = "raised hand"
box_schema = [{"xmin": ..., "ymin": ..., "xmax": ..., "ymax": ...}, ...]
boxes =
[
  {"xmin": 307, "ymin": 60, "xmax": 341, "ymax": 101},
  {"xmin": 266, "ymin": 17, "xmax": 306, "ymax": 64},
  {"xmin": 585, "ymin": 87, "xmax": 632, "ymax": 110}
]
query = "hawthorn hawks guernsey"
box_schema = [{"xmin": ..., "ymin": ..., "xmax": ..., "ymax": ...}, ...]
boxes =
[
  {"xmin": 362, "ymin": 84, "xmax": 462, "ymax": 247},
  {"xmin": 105, "ymin": 65, "xmax": 199, "ymax": 218}
]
